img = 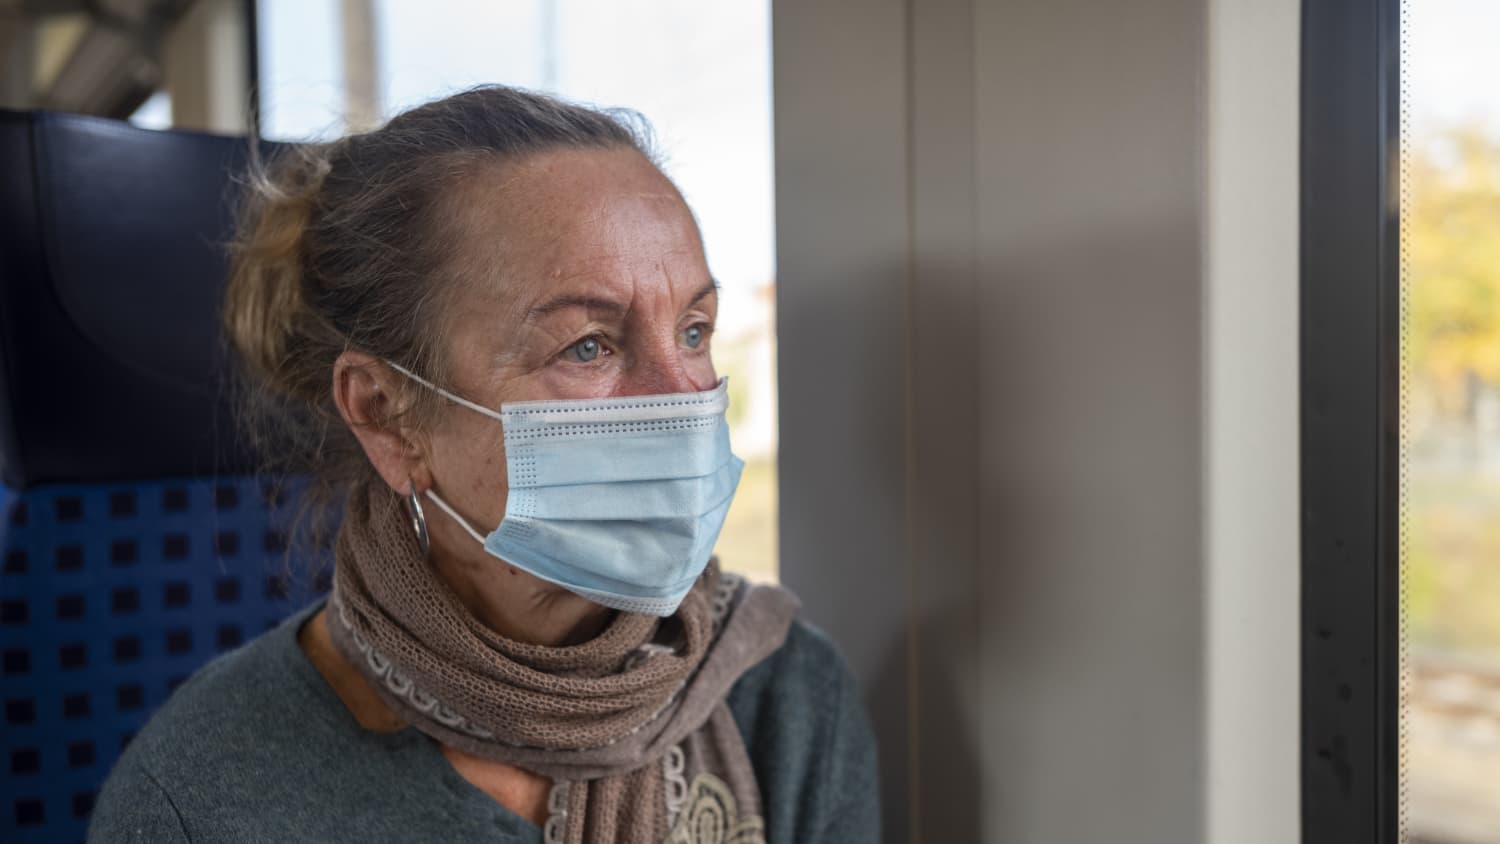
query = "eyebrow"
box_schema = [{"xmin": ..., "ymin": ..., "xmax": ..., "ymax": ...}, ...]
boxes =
[{"xmin": 524, "ymin": 279, "xmax": 719, "ymax": 322}]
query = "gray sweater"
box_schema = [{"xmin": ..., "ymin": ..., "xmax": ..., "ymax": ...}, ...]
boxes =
[{"xmin": 87, "ymin": 601, "xmax": 880, "ymax": 843}]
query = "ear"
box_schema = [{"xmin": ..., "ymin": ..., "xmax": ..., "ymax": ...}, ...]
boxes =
[{"xmin": 331, "ymin": 350, "xmax": 432, "ymax": 495}]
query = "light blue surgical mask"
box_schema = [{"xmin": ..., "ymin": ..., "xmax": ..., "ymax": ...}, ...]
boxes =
[{"xmin": 386, "ymin": 362, "xmax": 744, "ymax": 616}]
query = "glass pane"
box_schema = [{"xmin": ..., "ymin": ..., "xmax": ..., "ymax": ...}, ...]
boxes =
[
  {"xmin": 257, "ymin": 1, "xmax": 779, "ymax": 582},
  {"xmin": 1402, "ymin": 0, "xmax": 1500, "ymax": 839},
  {"xmin": 258, "ymin": 1, "xmax": 345, "ymax": 138},
  {"xmin": 128, "ymin": 91, "xmax": 172, "ymax": 130}
]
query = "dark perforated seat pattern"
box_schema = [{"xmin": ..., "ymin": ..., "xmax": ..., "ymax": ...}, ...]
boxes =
[{"xmin": 0, "ymin": 477, "xmax": 327, "ymax": 844}]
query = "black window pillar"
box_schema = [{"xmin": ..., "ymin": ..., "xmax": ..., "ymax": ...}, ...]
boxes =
[{"xmin": 1299, "ymin": 0, "xmax": 1403, "ymax": 841}]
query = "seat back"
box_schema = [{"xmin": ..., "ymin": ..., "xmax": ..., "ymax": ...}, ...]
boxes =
[{"xmin": 0, "ymin": 111, "xmax": 325, "ymax": 844}]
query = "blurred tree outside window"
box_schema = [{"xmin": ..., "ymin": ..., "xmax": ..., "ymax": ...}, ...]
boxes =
[{"xmin": 1402, "ymin": 1, "xmax": 1500, "ymax": 839}]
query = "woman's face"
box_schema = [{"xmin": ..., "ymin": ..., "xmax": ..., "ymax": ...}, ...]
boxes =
[{"xmin": 418, "ymin": 145, "xmax": 719, "ymax": 567}]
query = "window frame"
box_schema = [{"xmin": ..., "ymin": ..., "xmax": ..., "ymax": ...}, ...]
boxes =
[{"xmin": 1299, "ymin": 0, "xmax": 1403, "ymax": 840}]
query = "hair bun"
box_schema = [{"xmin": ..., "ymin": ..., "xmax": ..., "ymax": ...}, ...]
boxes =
[{"xmin": 225, "ymin": 144, "xmax": 332, "ymax": 392}]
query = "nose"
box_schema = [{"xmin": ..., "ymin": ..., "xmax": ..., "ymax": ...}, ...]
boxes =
[{"xmin": 618, "ymin": 333, "xmax": 709, "ymax": 396}]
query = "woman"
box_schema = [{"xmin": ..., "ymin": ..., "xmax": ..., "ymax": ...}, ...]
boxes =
[{"xmin": 89, "ymin": 87, "xmax": 879, "ymax": 843}]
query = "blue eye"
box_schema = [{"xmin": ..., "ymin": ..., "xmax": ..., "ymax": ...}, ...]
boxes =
[
  {"xmin": 684, "ymin": 325, "xmax": 705, "ymax": 349},
  {"xmin": 566, "ymin": 337, "xmax": 602, "ymax": 362}
]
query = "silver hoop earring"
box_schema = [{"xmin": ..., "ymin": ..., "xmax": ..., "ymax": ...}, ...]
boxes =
[{"xmin": 406, "ymin": 478, "xmax": 430, "ymax": 558}]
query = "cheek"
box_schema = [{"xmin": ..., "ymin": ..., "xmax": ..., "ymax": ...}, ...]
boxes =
[{"xmin": 428, "ymin": 416, "xmax": 512, "ymax": 521}]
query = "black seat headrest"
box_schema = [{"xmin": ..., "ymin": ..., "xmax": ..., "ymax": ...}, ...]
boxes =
[{"xmin": 0, "ymin": 110, "xmax": 286, "ymax": 488}]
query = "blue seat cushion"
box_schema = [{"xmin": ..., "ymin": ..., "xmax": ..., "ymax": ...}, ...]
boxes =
[{"xmin": 0, "ymin": 476, "xmax": 329, "ymax": 844}]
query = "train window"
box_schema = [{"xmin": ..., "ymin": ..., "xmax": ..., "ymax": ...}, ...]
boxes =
[
  {"xmin": 1305, "ymin": 1, "xmax": 1500, "ymax": 841},
  {"xmin": 256, "ymin": 0, "xmax": 779, "ymax": 581},
  {"xmin": 1400, "ymin": 0, "xmax": 1500, "ymax": 840},
  {"xmin": 129, "ymin": 91, "xmax": 172, "ymax": 130}
]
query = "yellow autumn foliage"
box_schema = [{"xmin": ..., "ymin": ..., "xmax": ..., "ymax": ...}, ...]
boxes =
[{"xmin": 1407, "ymin": 124, "xmax": 1500, "ymax": 417}]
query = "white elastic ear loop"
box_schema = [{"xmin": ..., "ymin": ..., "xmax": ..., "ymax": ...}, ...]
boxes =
[
  {"xmin": 384, "ymin": 360, "xmax": 505, "ymax": 423},
  {"xmin": 383, "ymin": 360, "xmax": 497, "ymax": 547},
  {"xmin": 422, "ymin": 489, "xmax": 489, "ymax": 546}
]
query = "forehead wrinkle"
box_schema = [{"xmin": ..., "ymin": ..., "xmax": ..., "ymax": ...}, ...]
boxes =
[
  {"xmin": 536, "ymin": 191, "xmax": 694, "ymax": 259},
  {"xmin": 444, "ymin": 150, "xmax": 706, "ymax": 333},
  {"xmin": 523, "ymin": 225, "xmax": 700, "ymax": 318}
]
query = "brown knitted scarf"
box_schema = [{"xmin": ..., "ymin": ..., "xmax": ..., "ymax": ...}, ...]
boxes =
[{"xmin": 325, "ymin": 483, "xmax": 799, "ymax": 843}]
